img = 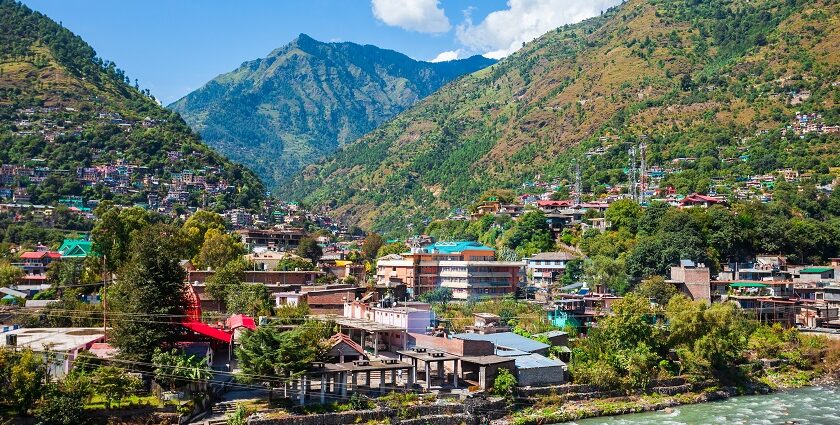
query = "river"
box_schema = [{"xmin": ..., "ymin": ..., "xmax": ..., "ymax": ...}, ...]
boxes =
[{"xmin": 568, "ymin": 386, "xmax": 840, "ymax": 425}]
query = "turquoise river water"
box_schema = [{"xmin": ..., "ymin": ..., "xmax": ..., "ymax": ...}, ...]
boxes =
[{"xmin": 567, "ymin": 386, "xmax": 839, "ymax": 425}]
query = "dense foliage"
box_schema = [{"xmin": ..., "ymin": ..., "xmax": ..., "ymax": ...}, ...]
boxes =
[
  {"xmin": 0, "ymin": 0, "xmax": 263, "ymax": 209},
  {"xmin": 281, "ymin": 0, "xmax": 840, "ymax": 235}
]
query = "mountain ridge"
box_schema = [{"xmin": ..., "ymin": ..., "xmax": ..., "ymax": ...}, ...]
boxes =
[
  {"xmin": 278, "ymin": 0, "xmax": 840, "ymax": 234},
  {"xmin": 169, "ymin": 34, "xmax": 496, "ymax": 189}
]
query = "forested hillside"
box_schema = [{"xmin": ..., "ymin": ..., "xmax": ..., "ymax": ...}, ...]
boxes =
[
  {"xmin": 169, "ymin": 34, "xmax": 495, "ymax": 189},
  {"xmin": 0, "ymin": 0, "xmax": 263, "ymax": 209},
  {"xmin": 281, "ymin": 0, "xmax": 840, "ymax": 233}
]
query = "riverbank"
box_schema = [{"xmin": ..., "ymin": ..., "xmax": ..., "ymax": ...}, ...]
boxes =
[{"xmin": 505, "ymin": 368, "xmax": 828, "ymax": 425}]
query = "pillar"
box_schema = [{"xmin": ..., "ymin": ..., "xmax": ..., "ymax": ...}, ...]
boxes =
[
  {"xmin": 374, "ymin": 332, "xmax": 379, "ymax": 357},
  {"xmin": 351, "ymin": 372, "xmax": 357, "ymax": 391},
  {"xmin": 408, "ymin": 366, "xmax": 415, "ymax": 388},
  {"xmin": 453, "ymin": 360, "xmax": 459, "ymax": 388},
  {"xmin": 425, "ymin": 361, "xmax": 431, "ymax": 390},
  {"xmin": 437, "ymin": 361, "xmax": 444, "ymax": 379},
  {"xmin": 320, "ymin": 374, "xmax": 326, "ymax": 404},
  {"xmin": 340, "ymin": 372, "xmax": 347, "ymax": 397},
  {"xmin": 366, "ymin": 371, "xmax": 371, "ymax": 387},
  {"xmin": 379, "ymin": 370, "xmax": 385, "ymax": 394},
  {"xmin": 298, "ymin": 375, "xmax": 306, "ymax": 405},
  {"xmin": 391, "ymin": 369, "xmax": 396, "ymax": 386}
]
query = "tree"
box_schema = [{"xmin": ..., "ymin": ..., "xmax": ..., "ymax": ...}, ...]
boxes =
[
  {"xmin": 180, "ymin": 210, "xmax": 226, "ymax": 259},
  {"xmin": 500, "ymin": 210, "xmax": 553, "ymax": 256},
  {"xmin": 605, "ymin": 199, "xmax": 643, "ymax": 233},
  {"xmin": 152, "ymin": 348, "xmax": 212, "ymax": 391},
  {"xmin": 91, "ymin": 366, "xmax": 140, "ymax": 409},
  {"xmin": 34, "ymin": 375, "xmax": 92, "ymax": 425},
  {"xmin": 205, "ymin": 258, "xmax": 246, "ymax": 307},
  {"xmin": 491, "ymin": 368, "xmax": 517, "ymax": 399},
  {"xmin": 635, "ymin": 276, "xmax": 678, "ymax": 306},
  {"xmin": 108, "ymin": 225, "xmax": 187, "ymax": 361},
  {"xmin": 376, "ymin": 242, "xmax": 407, "ymax": 258},
  {"xmin": 560, "ymin": 259, "xmax": 584, "ymax": 286},
  {"xmin": 361, "ymin": 233, "xmax": 384, "ymax": 260},
  {"xmin": 236, "ymin": 321, "xmax": 331, "ymax": 385},
  {"xmin": 295, "ymin": 237, "xmax": 322, "ymax": 264},
  {"xmin": 226, "ymin": 283, "xmax": 272, "ymax": 317},
  {"xmin": 0, "ymin": 261, "xmax": 24, "ymax": 288},
  {"xmin": 274, "ymin": 256, "xmax": 316, "ymax": 271},
  {"xmin": 8, "ymin": 348, "xmax": 47, "ymax": 413},
  {"xmin": 418, "ymin": 287, "xmax": 453, "ymax": 305},
  {"xmin": 91, "ymin": 203, "xmax": 155, "ymax": 271},
  {"xmin": 193, "ymin": 228, "xmax": 244, "ymax": 270},
  {"xmin": 583, "ymin": 255, "xmax": 629, "ymax": 294}
]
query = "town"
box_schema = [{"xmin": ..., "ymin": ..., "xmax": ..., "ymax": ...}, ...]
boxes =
[{"xmin": 2, "ymin": 164, "xmax": 840, "ymax": 423}]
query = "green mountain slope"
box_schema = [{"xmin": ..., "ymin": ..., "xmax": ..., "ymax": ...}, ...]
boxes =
[
  {"xmin": 0, "ymin": 0, "xmax": 263, "ymax": 210},
  {"xmin": 281, "ymin": 0, "xmax": 840, "ymax": 233},
  {"xmin": 168, "ymin": 34, "xmax": 496, "ymax": 189}
]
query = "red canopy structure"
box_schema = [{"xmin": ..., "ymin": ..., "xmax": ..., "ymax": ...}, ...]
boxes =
[
  {"xmin": 226, "ymin": 314, "xmax": 256, "ymax": 331},
  {"xmin": 182, "ymin": 320, "xmax": 232, "ymax": 344}
]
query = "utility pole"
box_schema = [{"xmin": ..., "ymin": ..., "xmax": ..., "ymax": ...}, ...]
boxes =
[
  {"xmin": 574, "ymin": 159, "xmax": 582, "ymax": 205},
  {"xmin": 628, "ymin": 146, "xmax": 637, "ymax": 201},
  {"xmin": 639, "ymin": 140, "xmax": 647, "ymax": 204}
]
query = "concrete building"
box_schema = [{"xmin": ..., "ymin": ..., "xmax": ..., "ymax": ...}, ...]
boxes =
[
  {"xmin": 235, "ymin": 227, "xmax": 305, "ymax": 252},
  {"xmin": 375, "ymin": 241, "xmax": 524, "ymax": 299},
  {"xmin": 525, "ymin": 251, "xmax": 578, "ymax": 288},
  {"xmin": 1, "ymin": 327, "xmax": 105, "ymax": 377}
]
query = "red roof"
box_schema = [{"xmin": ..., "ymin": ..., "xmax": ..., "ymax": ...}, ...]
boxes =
[
  {"xmin": 182, "ymin": 321, "xmax": 232, "ymax": 343},
  {"xmin": 226, "ymin": 314, "xmax": 256, "ymax": 330},
  {"xmin": 328, "ymin": 333, "xmax": 365, "ymax": 356},
  {"xmin": 537, "ymin": 200, "xmax": 572, "ymax": 208},
  {"xmin": 680, "ymin": 193, "xmax": 724, "ymax": 205},
  {"xmin": 19, "ymin": 251, "xmax": 62, "ymax": 260}
]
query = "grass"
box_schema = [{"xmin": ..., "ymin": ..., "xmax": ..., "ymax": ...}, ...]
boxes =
[{"xmin": 83, "ymin": 394, "xmax": 163, "ymax": 410}]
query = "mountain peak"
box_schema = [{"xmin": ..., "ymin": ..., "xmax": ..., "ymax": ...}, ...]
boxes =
[{"xmin": 170, "ymin": 39, "xmax": 496, "ymax": 189}]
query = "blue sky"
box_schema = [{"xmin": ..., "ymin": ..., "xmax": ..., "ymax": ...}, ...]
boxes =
[{"xmin": 21, "ymin": 0, "xmax": 620, "ymax": 105}]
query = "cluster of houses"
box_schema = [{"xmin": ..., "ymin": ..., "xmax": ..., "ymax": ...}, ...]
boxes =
[{"xmin": 784, "ymin": 112, "xmax": 840, "ymax": 136}]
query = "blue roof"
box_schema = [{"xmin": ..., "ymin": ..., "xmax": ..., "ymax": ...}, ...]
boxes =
[
  {"xmin": 426, "ymin": 241, "xmax": 495, "ymax": 254},
  {"xmin": 451, "ymin": 332, "xmax": 549, "ymax": 353},
  {"xmin": 512, "ymin": 353, "xmax": 566, "ymax": 369}
]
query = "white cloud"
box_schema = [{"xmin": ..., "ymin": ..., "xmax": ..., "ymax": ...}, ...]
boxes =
[
  {"xmin": 430, "ymin": 50, "xmax": 461, "ymax": 62},
  {"xmin": 456, "ymin": 0, "xmax": 622, "ymax": 59},
  {"xmin": 371, "ymin": 0, "xmax": 451, "ymax": 33}
]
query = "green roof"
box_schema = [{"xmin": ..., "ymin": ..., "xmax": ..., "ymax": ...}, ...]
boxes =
[
  {"xmin": 730, "ymin": 282, "xmax": 768, "ymax": 288},
  {"xmin": 428, "ymin": 241, "xmax": 495, "ymax": 254},
  {"xmin": 800, "ymin": 267, "xmax": 834, "ymax": 274},
  {"xmin": 58, "ymin": 239, "xmax": 92, "ymax": 258}
]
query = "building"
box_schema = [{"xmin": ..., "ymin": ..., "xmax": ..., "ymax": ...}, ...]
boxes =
[
  {"xmin": 526, "ymin": 252, "xmax": 578, "ymax": 288},
  {"xmin": 1, "ymin": 327, "xmax": 105, "ymax": 377},
  {"xmin": 668, "ymin": 260, "xmax": 712, "ymax": 302},
  {"xmin": 375, "ymin": 241, "xmax": 524, "ymax": 299},
  {"xmin": 235, "ymin": 227, "xmax": 306, "ymax": 252},
  {"xmin": 57, "ymin": 238, "xmax": 93, "ymax": 258}
]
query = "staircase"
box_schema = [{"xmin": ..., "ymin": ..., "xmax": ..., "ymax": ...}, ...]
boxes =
[{"xmin": 204, "ymin": 401, "xmax": 239, "ymax": 425}]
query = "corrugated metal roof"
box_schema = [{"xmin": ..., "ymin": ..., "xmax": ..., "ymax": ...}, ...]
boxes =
[
  {"xmin": 452, "ymin": 332, "xmax": 549, "ymax": 353},
  {"xmin": 513, "ymin": 353, "xmax": 566, "ymax": 369}
]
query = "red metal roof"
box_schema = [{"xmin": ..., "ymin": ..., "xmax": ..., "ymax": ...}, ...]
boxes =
[
  {"xmin": 226, "ymin": 314, "xmax": 256, "ymax": 330},
  {"xmin": 182, "ymin": 321, "xmax": 232, "ymax": 343},
  {"xmin": 536, "ymin": 200, "xmax": 572, "ymax": 207},
  {"xmin": 19, "ymin": 251, "xmax": 62, "ymax": 259}
]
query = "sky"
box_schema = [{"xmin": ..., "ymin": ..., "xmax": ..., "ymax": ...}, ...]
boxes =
[{"xmin": 21, "ymin": 0, "xmax": 621, "ymax": 105}]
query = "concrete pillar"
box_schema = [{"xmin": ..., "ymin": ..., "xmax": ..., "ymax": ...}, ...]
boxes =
[
  {"xmin": 425, "ymin": 361, "xmax": 431, "ymax": 390},
  {"xmin": 453, "ymin": 360, "xmax": 459, "ymax": 388},
  {"xmin": 374, "ymin": 332, "xmax": 379, "ymax": 357},
  {"xmin": 298, "ymin": 375, "xmax": 306, "ymax": 405},
  {"xmin": 407, "ymin": 366, "xmax": 415, "ymax": 388},
  {"xmin": 366, "ymin": 371, "xmax": 371, "ymax": 386},
  {"xmin": 437, "ymin": 361, "xmax": 444, "ymax": 379},
  {"xmin": 351, "ymin": 372, "xmax": 357, "ymax": 391},
  {"xmin": 320, "ymin": 374, "xmax": 326, "ymax": 404},
  {"xmin": 391, "ymin": 369, "xmax": 396, "ymax": 386},
  {"xmin": 379, "ymin": 370, "xmax": 385, "ymax": 394},
  {"xmin": 340, "ymin": 372, "xmax": 347, "ymax": 397}
]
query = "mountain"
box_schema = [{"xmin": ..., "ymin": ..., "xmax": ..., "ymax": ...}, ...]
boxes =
[
  {"xmin": 280, "ymin": 0, "xmax": 840, "ymax": 233},
  {"xmin": 0, "ymin": 0, "xmax": 263, "ymax": 210},
  {"xmin": 169, "ymin": 34, "xmax": 496, "ymax": 189}
]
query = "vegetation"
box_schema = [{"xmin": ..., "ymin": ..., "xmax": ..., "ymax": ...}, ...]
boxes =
[
  {"xmin": 170, "ymin": 34, "xmax": 495, "ymax": 188},
  {"xmin": 281, "ymin": 0, "xmax": 840, "ymax": 235},
  {"xmin": 0, "ymin": 0, "xmax": 263, "ymax": 210},
  {"xmin": 236, "ymin": 321, "xmax": 333, "ymax": 386}
]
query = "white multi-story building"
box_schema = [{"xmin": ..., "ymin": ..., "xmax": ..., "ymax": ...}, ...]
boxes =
[{"xmin": 525, "ymin": 251, "xmax": 579, "ymax": 288}]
